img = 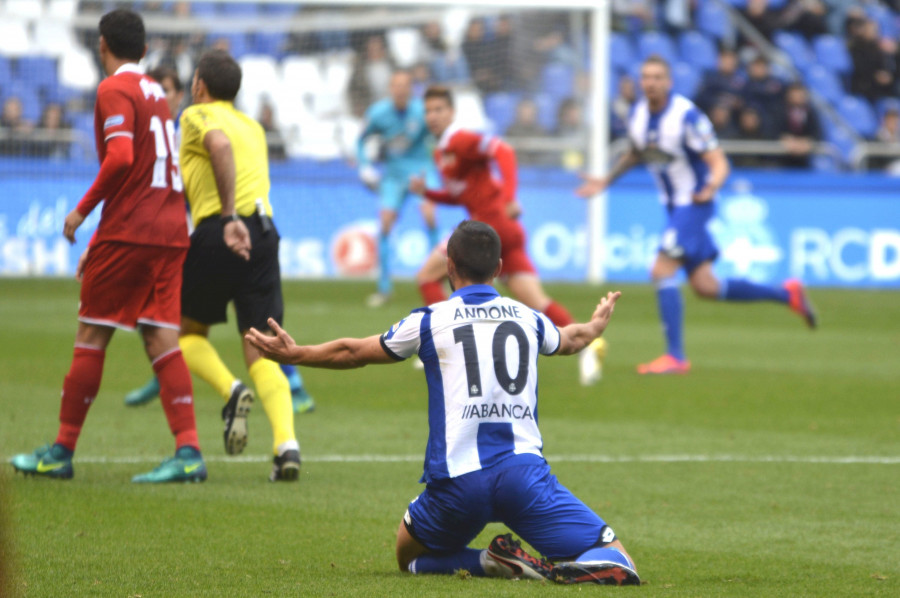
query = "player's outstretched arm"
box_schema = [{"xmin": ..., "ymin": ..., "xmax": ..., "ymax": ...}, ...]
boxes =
[
  {"xmin": 555, "ymin": 291, "xmax": 622, "ymax": 355},
  {"xmin": 246, "ymin": 318, "xmax": 397, "ymax": 369},
  {"xmin": 575, "ymin": 147, "xmax": 640, "ymax": 198}
]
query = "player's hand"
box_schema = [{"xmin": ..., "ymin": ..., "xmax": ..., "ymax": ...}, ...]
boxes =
[
  {"xmin": 224, "ymin": 220, "xmax": 252, "ymax": 261},
  {"xmin": 575, "ymin": 174, "xmax": 610, "ymax": 198},
  {"xmin": 408, "ymin": 176, "xmax": 426, "ymax": 196},
  {"xmin": 590, "ymin": 291, "xmax": 622, "ymax": 335},
  {"xmin": 75, "ymin": 248, "xmax": 89, "ymax": 282},
  {"xmin": 359, "ymin": 164, "xmax": 381, "ymax": 191},
  {"xmin": 506, "ymin": 201, "xmax": 522, "ymax": 220},
  {"xmin": 63, "ymin": 209, "xmax": 85, "ymax": 244},
  {"xmin": 692, "ymin": 185, "xmax": 716, "ymax": 204},
  {"xmin": 245, "ymin": 317, "xmax": 296, "ymax": 364}
]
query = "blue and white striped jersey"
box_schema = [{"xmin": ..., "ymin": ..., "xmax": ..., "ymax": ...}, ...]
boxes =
[
  {"xmin": 380, "ymin": 284, "xmax": 561, "ymax": 482},
  {"xmin": 627, "ymin": 92, "xmax": 719, "ymax": 209}
]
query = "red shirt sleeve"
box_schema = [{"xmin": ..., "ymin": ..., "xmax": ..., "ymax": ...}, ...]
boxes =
[
  {"xmin": 76, "ymin": 135, "xmax": 134, "ymax": 216},
  {"xmin": 488, "ymin": 139, "xmax": 517, "ymax": 204}
]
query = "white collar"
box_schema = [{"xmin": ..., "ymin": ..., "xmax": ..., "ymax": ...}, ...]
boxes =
[
  {"xmin": 438, "ymin": 121, "xmax": 462, "ymax": 150},
  {"xmin": 114, "ymin": 62, "xmax": 144, "ymax": 76}
]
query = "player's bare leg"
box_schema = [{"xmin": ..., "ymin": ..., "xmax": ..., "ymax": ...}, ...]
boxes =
[
  {"xmin": 687, "ymin": 261, "xmax": 720, "ymax": 299},
  {"xmin": 369, "ymin": 208, "xmax": 400, "ymax": 308},
  {"xmin": 416, "ymin": 245, "xmax": 449, "ymax": 304},
  {"xmin": 242, "ymin": 331, "xmax": 300, "ymax": 481},
  {"xmin": 505, "ymin": 274, "xmax": 604, "ymax": 385},
  {"xmin": 639, "ymin": 253, "xmax": 690, "ymax": 374}
]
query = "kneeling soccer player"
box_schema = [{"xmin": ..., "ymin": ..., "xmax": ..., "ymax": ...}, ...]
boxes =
[{"xmin": 246, "ymin": 220, "xmax": 640, "ymax": 585}]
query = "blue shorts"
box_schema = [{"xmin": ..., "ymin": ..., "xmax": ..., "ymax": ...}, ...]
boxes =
[
  {"xmin": 405, "ymin": 454, "xmax": 608, "ymax": 560},
  {"xmin": 659, "ymin": 202, "xmax": 719, "ymax": 273},
  {"xmin": 379, "ymin": 166, "xmax": 439, "ymax": 212}
]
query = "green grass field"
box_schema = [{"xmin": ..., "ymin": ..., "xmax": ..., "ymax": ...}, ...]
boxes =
[{"xmin": 1, "ymin": 278, "xmax": 898, "ymax": 597}]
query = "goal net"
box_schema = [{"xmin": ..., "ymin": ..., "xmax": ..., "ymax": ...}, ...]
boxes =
[{"xmin": 0, "ymin": 0, "xmax": 608, "ymax": 281}]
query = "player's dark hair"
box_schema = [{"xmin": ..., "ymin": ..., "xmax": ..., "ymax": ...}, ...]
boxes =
[
  {"xmin": 99, "ymin": 9, "xmax": 145, "ymax": 61},
  {"xmin": 642, "ymin": 54, "xmax": 671, "ymax": 74},
  {"xmin": 447, "ymin": 221, "xmax": 501, "ymax": 283},
  {"xmin": 196, "ymin": 49, "xmax": 242, "ymax": 101},
  {"xmin": 424, "ymin": 85, "xmax": 454, "ymax": 108},
  {"xmin": 148, "ymin": 66, "xmax": 183, "ymax": 92}
]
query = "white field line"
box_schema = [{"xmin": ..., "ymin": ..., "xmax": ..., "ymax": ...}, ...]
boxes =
[{"xmin": 12, "ymin": 454, "xmax": 899, "ymax": 465}]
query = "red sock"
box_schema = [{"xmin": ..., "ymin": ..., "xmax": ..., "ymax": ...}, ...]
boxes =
[
  {"xmin": 419, "ymin": 280, "xmax": 447, "ymax": 305},
  {"xmin": 153, "ymin": 348, "xmax": 200, "ymax": 451},
  {"xmin": 55, "ymin": 346, "xmax": 106, "ymax": 451},
  {"xmin": 544, "ymin": 300, "xmax": 574, "ymax": 327}
]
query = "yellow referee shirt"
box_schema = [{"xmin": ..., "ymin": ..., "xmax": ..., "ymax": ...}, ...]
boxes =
[{"xmin": 179, "ymin": 100, "xmax": 273, "ymax": 227}]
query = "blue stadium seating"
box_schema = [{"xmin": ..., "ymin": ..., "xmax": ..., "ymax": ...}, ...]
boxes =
[
  {"xmin": 838, "ymin": 96, "xmax": 878, "ymax": 139},
  {"xmin": 191, "ymin": 2, "xmax": 219, "ymax": 17},
  {"xmin": 221, "ymin": 2, "xmax": 260, "ymax": 16},
  {"xmin": 773, "ymin": 31, "xmax": 813, "ymax": 73},
  {"xmin": 609, "ymin": 32, "xmax": 635, "ymax": 74},
  {"xmin": 822, "ymin": 116, "xmax": 857, "ymax": 164},
  {"xmin": 252, "ymin": 32, "xmax": 289, "ymax": 57},
  {"xmin": 208, "ymin": 32, "xmax": 250, "ymax": 58},
  {"xmin": 541, "ymin": 62, "xmax": 575, "ymax": 101},
  {"xmin": 876, "ymin": 97, "xmax": 900, "ymax": 119},
  {"xmin": 532, "ymin": 93, "xmax": 559, "ymax": 132},
  {"xmin": 805, "ymin": 65, "xmax": 845, "ymax": 105},
  {"xmin": 812, "ymin": 35, "xmax": 851, "ymax": 75},
  {"xmin": 697, "ymin": 2, "xmax": 733, "ymax": 42},
  {"xmin": 264, "ymin": 2, "xmax": 301, "ymax": 16},
  {"xmin": 16, "ymin": 57, "xmax": 58, "ymax": 93},
  {"xmin": 672, "ymin": 61, "xmax": 700, "ymax": 98},
  {"xmin": 637, "ymin": 31, "xmax": 676, "ymax": 62},
  {"xmin": 866, "ymin": 4, "xmax": 899, "ymax": 39},
  {"xmin": 484, "ymin": 92, "xmax": 519, "ymax": 134},
  {"xmin": 0, "ymin": 57, "xmax": 12, "ymax": 89},
  {"xmin": 678, "ymin": 31, "xmax": 718, "ymax": 73}
]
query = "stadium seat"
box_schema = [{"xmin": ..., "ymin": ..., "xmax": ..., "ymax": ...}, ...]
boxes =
[
  {"xmin": 5, "ymin": 83, "xmax": 42, "ymax": 123},
  {"xmin": 637, "ymin": 31, "xmax": 676, "ymax": 62},
  {"xmin": 804, "ymin": 64, "xmax": 845, "ymax": 105},
  {"xmin": 47, "ymin": 0, "xmax": 78, "ymax": 19},
  {"xmin": 58, "ymin": 48, "xmax": 98, "ymax": 91},
  {"xmin": 0, "ymin": 18, "xmax": 32, "ymax": 57},
  {"xmin": 316, "ymin": 30, "xmax": 351, "ymax": 52},
  {"xmin": 823, "ymin": 117, "xmax": 857, "ymax": 166},
  {"xmin": 16, "ymin": 57, "xmax": 58, "ymax": 93},
  {"xmin": 33, "ymin": 21, "xmax": 79, "ymax": 58},
  {"xmin": 609, "ymin": 33, "xmax": 635, "ymax": 74},
  {"xmin": 678, "ymin": 31, "xmax": 717, "ymax": 73},
  {"xmin": 191, "ymin": 3, "xmax": 219, "ymax": 17},
  {"xmin": 279, "ymin": 55, "xmax": 322, "ymax": 126},
  {"xmin": 773, "ymin": 31, "xmax": 813, "ymax": 73},
  {"xmin": 483, "ymin": 92, "xmax": 519, "ymax": 134},
  {"xmin": 317, "ymin": 52, "xmax": 354, "ymax": 117},
  {"xmin": 837, "ymin": 96, "xmax": 878, "ymax": 139},
  {"xmin": 263, "ymin": 2, "xmax": 300, "ymax": 17},
  {"xmin": 812, "ymin": 35, "xmax": 851, "ymax": 75},
  {"xmin": 532, "ymin": 93, "xmax": 559, "ymax": 132},
  {"xmin": 5, "ymin": 0, "xmax": 44, "ymax": 19},
  {"xmin": 541, "ymin": 62, "xmax": 575, "ymax": 101},
  {"xmin": 876, "ymin": 97, "xmax": 900, "ymax": 119},
  {"xmin": 221, "ymin": 2, "xmax": 260, "ymax": 17},
  {"xmin": 237, "ymin": 55, "xmax": 280, "ymax": 121},
  {"xmin": 671, "ymin": 61, "xmax": 700, "ymax": 98},
  {"xmin": 208, "ymin": 32, "xmax": 250, "ymax": 59},
  {"xmin": 866, "ymin": 4, "xmax": 899, "ymax": 39},
  {"xmin": 0, "ymin": 57, "xmax": 12, "ymax": 89},
  {"xmin": 387, "ymin": 28, "xmax": 423, "ymax": 68},
  {"xmin": 697, "ymin": 2, "xmax": 733, "ymax": 42},
  {"xmin": 251, "ymin": 32, "xmax": 289, "ymax": 58},
  {"xmin": 431, "ymin": 54, "xmax": 470, "ymax": 83}
]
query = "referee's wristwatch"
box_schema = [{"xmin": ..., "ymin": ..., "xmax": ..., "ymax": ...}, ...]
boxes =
[{"xmin": 221, "ymin": 212, "xmax": 240, "ymax": 223}]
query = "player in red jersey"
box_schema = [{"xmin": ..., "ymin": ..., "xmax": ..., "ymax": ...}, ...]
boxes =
[
  {"xmin": 408, "ymin": 86, "xmax": 606, "ymax": 386},
  {"xmin": 10, "ymin": 9, "xmax": 207, "ymax": 483}
]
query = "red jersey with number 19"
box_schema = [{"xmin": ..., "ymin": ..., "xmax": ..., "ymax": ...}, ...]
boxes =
[{"xmin": 82, "ymin": 63, "xmax": 188, "ymax": 248}]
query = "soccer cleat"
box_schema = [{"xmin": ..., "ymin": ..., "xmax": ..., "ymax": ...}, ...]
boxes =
[
  {"xmin": 579, "ymin": 337, "xmax": 608, "ymax": 386},
  {"xmin": 485, "ymin": 534, "xmax": 555, "ymax": 581},
  {"xmin": 222, "ymin": 382, "xmax": 254, "ymax": 455},
  {"xmin": 366, "ymin": 292, "xmax": 391, "ymax": 308},
  {"xmin": 269, "ymin": 449, "xmax": 301, "ymax": 482},
  {"xmin": 10, "ymin": 443, "xmax": 73, "ymax": 479},
  {"xmin": 784, "ymin": 279, "xmax": 817, "ymax": 329},
  {"xmin": 124, "ymin": 375, "xmax": 160, "ymax": 406},
  {"xmin": 552, "ymin": 560, "xmax": 641, "ymax": 586},
  {"xmin": 132, "ymin": 447, "xmax": 207, "ymax": 483},
  {"xmin": 636, "ymin": 354, "xmax": 691, "ymax": 375},
  {"xmin": 292, "ymin": 386, "xmax": 316, "ymax": 414}
]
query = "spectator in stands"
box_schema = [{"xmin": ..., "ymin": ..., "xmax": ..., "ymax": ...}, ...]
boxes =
[
  {"xmin": 775, "ymin": 83, "xmax": 821, "ymax": 169},
  {"xmin": 877, "ymin": 105, "xmax": 900, "ymax": 144},
  {"xmin": 743, "ymin": 55, "xmax": 784, "ymax": 128},
  {"xmin": 740, "ymin": 0, "xmax": 781, "ymax": 48},
  {"xmin": 514, "ymin": 12, "xmax": 576, "ymax": 89},
  {"xmin": 505, "ymin": 98, "xmax": 550, "ymax": 165},
  {"xmin": 349, "ymin": 34, "xmax": 396, "ymax": 115},
  {"xmin": 696, "ymin": 48, "xmax": 746, "ymax": 114},
  {"xmin": 30, "ymin": 103, "xmax": 71, "ymax": 160},
  {"xmin": 779, "ymin": 0, "xmax": 828, "ymax": 40},
  {"xmin": 0, "ymin": 97, "xmax": 32, "ymax": 156},
  {"xmin": 708, "ymin": 102, "xmax": 738, "ymax": 138},
  {"xmin": 555, "ymin": 97, "xmax": 587, "ymax": 170},
  {"xmin": 258, "ymin": 102, "xmax": 287, "ymax": 162},
  {"xmin": 417, "ymin": 21, "xmax": 468, "ymax": 82},
  {"xmin": 611, "ymin": 74, "xmax": 637, "ymax": 140},
  {"xmin": 409, "ymin": 62, "xmax": 431, "ymax": 96},
  {"xmin": 462, "ymin": 19, "xmax": 498, "ymax": 94},
  {"xmin": 722, "ymin": 104, "xmax": 775, "ymax": 168},
  {"xmin": 850, "ymin": 18, "xmax": 897, "ymax": 102},
  {"xmin": 611, "ymin": 0, "xmax": 655, "ymax": 33}
]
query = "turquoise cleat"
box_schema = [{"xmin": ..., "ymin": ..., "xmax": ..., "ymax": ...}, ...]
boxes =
[
  {"xmin": 10, "ymin": 443, "xmax": 74, "ymax": 479},
  {"xmin": 132, "ymin": 447, "xmax": 207, "ymax": 483},
  {"xmin": 124, "ymin": 376, "xmax": 160, "ymax": 407},
  {"xmin": 292, "ymin": 386, "xmax": 316, "ymax": 414}
]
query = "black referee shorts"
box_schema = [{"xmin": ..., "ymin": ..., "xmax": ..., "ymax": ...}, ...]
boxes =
[{"xmin": 181, "ymin": 214, "xmax": 284, "ymax": 333}]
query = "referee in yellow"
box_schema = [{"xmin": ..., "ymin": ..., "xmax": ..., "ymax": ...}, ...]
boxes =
[{"xmin": 178, "ymin": 49, "xmax": 300, "ymax": 481}]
